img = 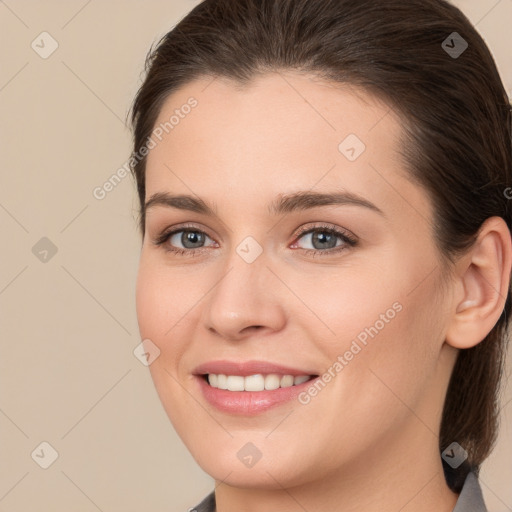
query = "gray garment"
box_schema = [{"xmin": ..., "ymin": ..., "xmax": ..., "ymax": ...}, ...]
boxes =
[
  {"xmin": 189, "ymin": 471, "xmax": 487, "ymax": 512},
  {"xmin": 452, "ymin": 472, "xmax": 488, "ymax": 512},
  {"xmin": 189, "ymin": 491, "xmax": 215, "ymax": 512}
]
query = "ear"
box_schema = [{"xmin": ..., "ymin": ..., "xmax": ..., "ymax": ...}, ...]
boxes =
[{"xmin": 445, "ymin": 216, "xmax": 512, "ymax": 349}]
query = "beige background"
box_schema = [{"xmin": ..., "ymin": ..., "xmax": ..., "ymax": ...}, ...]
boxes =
[{"xmin": 0, "ymin": 1, "xmax": 511, "ymax": 511}]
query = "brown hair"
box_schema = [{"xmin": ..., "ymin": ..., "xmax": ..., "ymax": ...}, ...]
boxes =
[{"xmin": 128, "ymin": 0, "xmax": 512, "ymax": 492}]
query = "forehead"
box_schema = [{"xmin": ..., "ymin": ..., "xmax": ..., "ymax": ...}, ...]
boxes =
[{"xmin": 144, "ymin": 71, "xmax": 430, "ymax": 223}]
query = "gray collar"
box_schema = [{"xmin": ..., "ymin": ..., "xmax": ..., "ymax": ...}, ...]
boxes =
[
  {"xmin": 190, "ymin": 471, "xmax": 487, "ymax": 512},
  {"xmin": 452, "ymin": 472, "xmax": 487, "ymax": 512}
]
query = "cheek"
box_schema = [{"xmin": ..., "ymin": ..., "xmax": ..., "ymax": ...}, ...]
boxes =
[
  {"xmin": 135, "ymin": 258, "xmax": 191, "ymax": 384},
  {"xmin": 135, "ymin": 258, "xmax": 196, "ymax": 425},
  {"xmin": 311, "ymin": 259, "xmax": 442, "ymax": 408},
  {"xmin": 135, "ymin": 253, "xmax": 215, "ymax": 404},
  {"xmin": 294, "ymin": 261, "xmax": 404, "ymax": 347},
  {"xmin": 135, "ymin": 254, "xmax": 193, "ymax": 341},
  {"xmin": 135, "ymin": 265, "xmax": 168, "ymax": 341}
]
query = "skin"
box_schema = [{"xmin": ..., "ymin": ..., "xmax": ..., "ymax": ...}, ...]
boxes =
[{"xmin": 135, "ymin": 71, "xmax": 511, "ymax": 512}]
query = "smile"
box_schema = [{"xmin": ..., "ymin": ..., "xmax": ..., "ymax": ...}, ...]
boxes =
[
  {"xmin": 205, "ymin": 373, "xmax": 313, "ymax": 391},
  {"xmin": 193, "ymin": 360, "xmax": 320, "ymax": 415}
]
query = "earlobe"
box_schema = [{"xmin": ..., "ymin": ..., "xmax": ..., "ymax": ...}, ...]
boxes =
[{"xmin": 445, "ymin": 216, "xmax": 512, "ymax": 350}]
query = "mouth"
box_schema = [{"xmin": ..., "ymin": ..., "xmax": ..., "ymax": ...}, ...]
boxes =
[
  {"xmin": 192, "ymin": 360, "xmax": 320, "ymax": 415},
  {"xmin": 203, "ymin": 373, "xmax": 316, "ymax": 391}
]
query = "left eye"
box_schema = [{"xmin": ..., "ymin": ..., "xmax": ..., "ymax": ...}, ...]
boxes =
[{"xmin": 292, "ymin": 228, "xmax": 354, "ymax": 251}]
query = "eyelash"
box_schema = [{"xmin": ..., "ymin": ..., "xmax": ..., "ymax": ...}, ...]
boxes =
[{"xmin": 152, "ymin": 222, "xmax": 358, "ymax": 257}]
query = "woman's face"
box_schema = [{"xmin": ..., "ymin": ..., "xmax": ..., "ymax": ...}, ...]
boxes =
[{"xmin": 136, "ymin": 72, "xmax": 458, "ymax": 489}]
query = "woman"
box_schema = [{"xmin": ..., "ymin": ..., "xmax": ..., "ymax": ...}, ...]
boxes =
[{"xmin": 129, "ymin": 0, "xmax": 512, "ymax": 510}]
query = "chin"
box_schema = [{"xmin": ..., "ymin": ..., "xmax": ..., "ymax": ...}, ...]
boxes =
[{"xmin": 187, "ymin": 437, "xmax": 321, "ymax": 490}]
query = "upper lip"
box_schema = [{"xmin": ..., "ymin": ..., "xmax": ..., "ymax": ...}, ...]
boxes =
[{"xmin": 193, "ymin": 360, "xmax": 318, "ymax": 377}]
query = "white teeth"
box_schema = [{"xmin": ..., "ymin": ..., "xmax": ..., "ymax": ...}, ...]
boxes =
[
  {"xmin": 245, "ymin": 374, "xmax": 265, "ymax": 392},
  {"xmin": 265, "ymin": 374, "xmax": 281, "ymax": 390},
  {"xmin": 206, "ymin": 373, "xmax": 313, "ymax": 391},
  {"xmin": 280, "ymin": 375, "xmax": 294, "ymax": 388},
  {"xmin": 217, "ymin": 374, "xmax": 228, "ymax": 390},
  {"xmin": 226, "ymin": 375, "xmax": 245, "ymax": 391}
]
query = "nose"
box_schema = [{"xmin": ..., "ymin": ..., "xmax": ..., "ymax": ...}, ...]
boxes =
[{"xmin": 201, "ymin": 249, "xmax": 287, "ymax": 342}]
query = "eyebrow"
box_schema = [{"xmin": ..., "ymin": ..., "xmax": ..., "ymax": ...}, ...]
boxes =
[{"xmin": 144, "ymin": 190, "xmax": 385, "ymax": 218}]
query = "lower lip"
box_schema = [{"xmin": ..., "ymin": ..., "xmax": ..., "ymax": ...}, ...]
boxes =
[{"xmin": 196, "ymin": 375, "xmax": 318, "ymax": 415}]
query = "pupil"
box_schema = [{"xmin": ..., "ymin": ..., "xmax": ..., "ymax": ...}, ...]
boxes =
[
  {"xmin": 313, "ymin": 231, "xmax": 335, "ymax": 249},
  {"xmin": 183, "ymin": 231, "xmax": 203, "ymax": 248}
]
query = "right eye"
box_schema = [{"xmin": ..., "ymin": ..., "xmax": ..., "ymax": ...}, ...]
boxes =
[{"xmin": 153, "ymin": 225, "xmax": 218, "ymax": 256}]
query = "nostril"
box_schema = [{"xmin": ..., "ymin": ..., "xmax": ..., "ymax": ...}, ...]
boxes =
[{"xmin": 242, "ymin": 325, "xmax": 263, "ymax": 334}]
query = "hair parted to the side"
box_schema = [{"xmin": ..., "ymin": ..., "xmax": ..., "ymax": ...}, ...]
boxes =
[{"xmin": 128, "ymin": 0, "xmax": 512, "ymax": 493}]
